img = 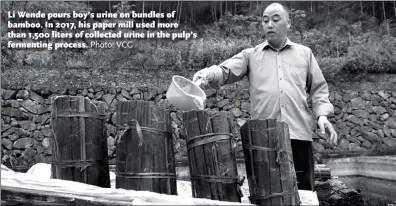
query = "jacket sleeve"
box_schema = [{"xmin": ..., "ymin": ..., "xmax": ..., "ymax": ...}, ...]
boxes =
[
  {"xmin": 208, "ymin": 48, "xmax": 253, "ymax": 89},
  {"xmin": 306, "ymin": 50, "xmax": 334, "ymax": 118}
]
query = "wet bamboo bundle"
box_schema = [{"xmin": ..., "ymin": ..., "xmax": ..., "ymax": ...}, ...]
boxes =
[
  {"xmin": 115, "ymin": 100, "xmax": 177, "ymax": 195},
  {"xmin": 314, "ymin": 164, "xmax": 331, "ymax": 180},
  {"xmin": 182, "ymin": 110, "xmax": 242, "ymax": 202},
  {"xmin": 240, "ymin": 119, "xmax": 300, "ymax": 206},
  {"xmin": 51, "ymin": 96, "xmax": 110, "ymax": 188}
]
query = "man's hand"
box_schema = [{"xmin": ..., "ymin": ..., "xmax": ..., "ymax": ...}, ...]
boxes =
[
  {"xmin": 318, "ymin": 115, "xmax": 338, "ymax": 145},
  {"xmin": 192, "ymin": 66, "xmax": 216, "ymax": 88}
]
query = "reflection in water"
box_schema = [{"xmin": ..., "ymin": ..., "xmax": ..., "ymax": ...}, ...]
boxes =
[{"xmin": 339, "ymin": 176, "xmax": 396, "ymax": 206}]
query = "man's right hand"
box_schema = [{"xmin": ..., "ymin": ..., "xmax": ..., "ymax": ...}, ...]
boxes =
[{"xmin": 192, "ymin": 67, "xmax": 215, "ymax": 88}]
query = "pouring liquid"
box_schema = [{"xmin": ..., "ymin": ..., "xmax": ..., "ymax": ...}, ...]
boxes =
[
  {"xmin": 191, "ymin": 94, "xmax": 205, "ymax": 110},
  {"xmin": 190, "ymin": 78, "xmax": 206, "ymax": 110}
]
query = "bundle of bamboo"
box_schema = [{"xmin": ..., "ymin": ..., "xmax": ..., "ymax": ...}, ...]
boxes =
[
  {"xmin": 240, "ymin": 119, "xmax": 300, "ymax": 206},
  {"xmin": 182, "ymin": 110, "xmax": 242, "ymax": 202},
  {"xmin": 314, "ymin": 164, "xmax": 331, "ymax": 180},
  {"xmin": 50, "ymin": 96, "xmax": 110, "ymax": 188},
  {"xmin": 115, "ymin": 100, "xmax": 177, "ymax": 195}
]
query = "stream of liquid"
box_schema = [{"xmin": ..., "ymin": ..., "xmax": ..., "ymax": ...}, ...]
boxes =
[{"xmin": 190, "ymin": 94, "xmax": 205, "ymax": 110}]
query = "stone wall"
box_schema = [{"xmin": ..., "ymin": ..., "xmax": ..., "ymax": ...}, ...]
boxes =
[
  {"xmin": 320, "ymin": 90, "xmax": 396, "ymax": 154},
  {"xmin": 1, "ymin": 85, "xmax": 396, "ymax": 170}
]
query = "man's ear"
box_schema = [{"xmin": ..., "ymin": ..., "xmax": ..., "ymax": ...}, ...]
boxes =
[{"xmin": 287, "ymin": 19, "xmax": 291, "ymax": 29}]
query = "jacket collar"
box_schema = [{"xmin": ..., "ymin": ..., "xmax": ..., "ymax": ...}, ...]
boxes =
[{"xmin": 262, "ymin": 38, "xmax": 296, "ymax": 51}]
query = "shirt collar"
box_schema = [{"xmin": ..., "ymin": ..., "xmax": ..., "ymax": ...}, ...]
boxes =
[{"xmin": 262, "ymin": 38, "xmax": 296, "ymax": 51}]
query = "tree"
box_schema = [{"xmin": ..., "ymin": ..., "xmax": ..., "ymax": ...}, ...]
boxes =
[
  {"xmin": 158, "ymin": 1, "xmax": 161, "ymax": 24},
  {"xmin": 178, "ymin": 1, "xmax": 182, "ymax": 24},
  {"xmin": 142, "ymin": 1, "xmax": 145, "ymax": 23},
  {"xmin": 234, "ymin": 1, "xmax": 237, "ymax": 15},
  {"xmin": 220, "ymin": 1, "xmax": 223, "ymax": 19},
  {"xmin": 382, "ymin": 1, "xmax": 389, "ymax": 34},
  {"xmin": 212, "ymin": 2, "xmax": 217, "ymax": 22},
  {"xmin": 394, "ymin": 1, "xmax": 396, "ymax": 19},
  {"xmin": 360, "ymin": 1, "xmax": 363, "ymax": 15}
]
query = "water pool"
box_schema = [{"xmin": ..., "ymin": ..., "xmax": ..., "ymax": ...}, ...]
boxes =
[
  {"xmin": 338, "ymin": 176, "xmax": 396, "ymax": 206},
  {"xmin": 325, "ymin": 155, "xmax": 396, "ymax": 206}
]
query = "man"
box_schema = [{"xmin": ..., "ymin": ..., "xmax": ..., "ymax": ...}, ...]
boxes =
[{"xmin": 193, "ymin": 3, "xmax": 338, "ymax": 191}]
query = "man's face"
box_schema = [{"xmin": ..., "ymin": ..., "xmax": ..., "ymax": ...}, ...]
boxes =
[{"xmin": 262, "ymin": 5, "xmax": 290, "ymax": 44}]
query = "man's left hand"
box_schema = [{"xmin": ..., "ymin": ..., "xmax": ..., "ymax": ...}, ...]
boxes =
[{"xmin": 318, "ymin": 116, "xmax": 338, "ymax": 145}]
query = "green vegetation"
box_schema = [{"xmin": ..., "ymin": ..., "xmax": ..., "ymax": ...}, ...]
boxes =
[{"xmin": 1, "ymin": 1, "xmax": 396, "ymax": 88}]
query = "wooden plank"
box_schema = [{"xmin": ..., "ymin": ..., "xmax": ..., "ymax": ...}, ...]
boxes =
[
  {"xmin": 53, "ymin": 96, "xmax": 63, "ymax": 179},
  {"xmin": 282, "ymin": 122, "xmax": 300, "ymax": 205},
  {"xmin": 278, "ymin": 122, "xmax": 291, "ymax": 204},
  {"xmin": 268, "ymin": 119, "xmax": 282, "ymax": 205},
  {"xmin": 129, "ymin": 100, "xmax": 140, "ymax": 190},
  {"xmin": 62, "ymin": 96, "xmax": 74, "ymax": 181},
  {"xmin": 1, "ymin": 189, "xmax": 130, "ymax": 206},
  {"xmin": 192, "ymin": 110, "xmax": 211, "ymax": 200},
  {"xmin": 115, "ymin": 100, "xmax": 126, "ymax": 189},
  {"xmin": 150, "ymin": 102, "xmax": 161, "ymax": 193},
  {"xmin": 50, "ymin": 96, "xmax": 59, "ymax": 179},
  {"xmin": 155, "ymin": 102, "xmax": 165, "ymax": 194},
  {"xmin": 197, "ymin": 110, "xmax": 217, "ymax": 200},
  {"xmin": 156, "ymin": 101, "xmax": 169, "ymax": 194},
  {"xmin": 212, "ymin": 112, "xmax": 226, "ymax": 201},
  {"xmin": 137, "ymin": 101, "xmax": 147, "ymax": 190},
  {"xmin": 240, "ymin": 120, "xmax": 254, "ymax": 203},
  {"xmin": 1, "ymin": 168, "xmax": 248, "ymax": 205},
  {"xmin": 182, "ymin": 111, "xmax": 198, "ymax": 197},
  {"xmin": 186, "ymin": 111, "xmax": 205, "ymax": 198},
  {"xmin": 84, "ymin": 97, "xmax": 106, "ymax": 188},
  {"xmin": 85, "ymin": 97, "xmax": 96, "ymax": 186},
  {"xmin": 70, "ymin": 96, "xmax": 82, "ymax": 183},
  {"xmin": 182, "ymin": 110, "xmax": 195, "ymax": 196},
  {"xmin": 87, "ymin": 98, "xmax": 103, "ymax": 187},
  {"xmin": 140, "ymin": 101, "xmax": 153, "ymax": 191},
  {"xmin": 130, "ymin": 100, "xmax": 142, "ymax": 190},
  {"xmin": 212, "ymin": 112, "xmax": 239, "ymax": 202},
  {"xmin": 80, "ymin": 97, "xmax": 89, "ymax": 183},
  {"xmin": 128, "ymin": 100, "xmax": 136, "ymax": 190},
  {"xmin": 96, "ymin": 98, "xmax": 110, "ymax": 188},
  {"xmin": 161, "ymin": 104, "xmax": 177, "ymax": 195},
  {"xmin": 53, "ymin": 96, "xmax": 73, "ymax": 181},
  {"xmin": 246, "ymin": 120, "xmax": 259, "ymax": 204},
  {"xmin": 251, "ymin": 119, "xmax": 270, "ymax": 205},
  {"xmin": 165, "ymin": 108, "xmax": 177, "ymax": 195},
  {"xmin": 101, "ymin": 101, "xmax": 111, "ymax": 187}
]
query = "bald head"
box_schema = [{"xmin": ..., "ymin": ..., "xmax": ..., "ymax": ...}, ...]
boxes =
[{"xmin": 264, "ymin": 3, "xmax": 289, "ymax": 20}]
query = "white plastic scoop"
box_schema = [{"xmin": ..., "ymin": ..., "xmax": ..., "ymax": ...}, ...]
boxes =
[{"xmin": 166, "ymin": 76, "xmax": 207, "ymax": 111}]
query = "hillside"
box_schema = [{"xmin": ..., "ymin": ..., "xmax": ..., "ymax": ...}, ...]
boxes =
[{"xmin": 1, "ymin": 1, "xmax": 396, "ymax": 90}]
